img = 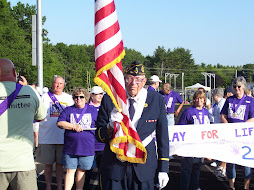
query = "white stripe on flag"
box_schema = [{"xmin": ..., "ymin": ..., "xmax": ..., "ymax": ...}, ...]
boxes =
[
  {"xmin": 95, "ymin": 0, "xmax": 113, "ymax": 12},
  {"xmin": 110, "ymin": 66, "xmax": 125, "ymax": 89},
  {"xmin": 95, "ymin": 10, "xmax": 118, "ymax": 36},
  {"xmin": 95, "ymin": 30, "xmax": 123, "ymax": 60}
]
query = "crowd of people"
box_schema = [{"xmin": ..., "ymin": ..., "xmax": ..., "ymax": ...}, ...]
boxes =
[{"xmin": 1, "ymin": 58, "xmax": 254, "ymax": 190}]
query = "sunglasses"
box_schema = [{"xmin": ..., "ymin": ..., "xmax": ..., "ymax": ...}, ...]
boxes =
[
  {"xmin": 233, "ymin": 85, "xmax": 241, "ymax": 89},
  {"xmin": 74, "ymin": 96, "xmax": 85, "ymax": 99}
]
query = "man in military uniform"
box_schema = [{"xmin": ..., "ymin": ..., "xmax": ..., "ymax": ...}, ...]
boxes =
[{"xmin": 95, "ymin": 61, "xmax": 170, "ymax": 190}]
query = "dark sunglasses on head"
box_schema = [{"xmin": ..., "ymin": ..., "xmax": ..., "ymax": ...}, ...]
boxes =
[
  {"xmin": 74, "ymin": 96, "xmax": 85, "ymax": 99},
  {"xmin": 233, "ymin": 85, "xmax": 241, "ymax": 89}
]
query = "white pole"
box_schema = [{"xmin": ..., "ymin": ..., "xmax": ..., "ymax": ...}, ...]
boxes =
[
  {"xmin": 37, "ymin": 0, "xmax": 43, "ymax": 93},
  {"xmin": 32, "ymin": 15, "xmax": 36, "ymax": 66},
  {"xmin": 182, "ymin": 72, "xmax": 184, "ymax": 100},
  {"xmin": 214, "ymin": 74, "xmax": 216, "ymax": 89}
]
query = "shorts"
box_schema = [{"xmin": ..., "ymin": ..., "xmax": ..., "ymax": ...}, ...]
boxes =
[
  {"xmin": 36, "ymin": 144, "xmax": 63, "ymax": 165},
  {"xmin": 62, "ymin": 154, "xmax": 94, "ymax": 170},
  {"xmin": 0, "ymin": 170, "xmax": 37, "ymax": 190},
  {"xmin": 33, "ymin": 122, "xmax": 39, "ymax": 132}
]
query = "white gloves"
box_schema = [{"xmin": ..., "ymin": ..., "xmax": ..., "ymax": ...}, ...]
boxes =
[
  {"xmin": 108, "ymin": 108, "xmax": 123, "ymax": 128},
  {"xmin": 157, "ymin": 172, "xmax": 169, "ymax": 189}
]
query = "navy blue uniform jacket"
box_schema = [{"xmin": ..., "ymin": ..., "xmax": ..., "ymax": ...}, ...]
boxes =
[{"xmin": 95, "ymin": 90, "xmax": 169, "ymax": 182}]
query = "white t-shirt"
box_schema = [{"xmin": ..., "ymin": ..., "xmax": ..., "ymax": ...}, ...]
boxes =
[
  {"xmin": 206, "ymin": 98, "xmax": 211, "ymax": 106},
  {"xmin": 39, "ymin": 92, "xmax": 74, "ymax": 144}
]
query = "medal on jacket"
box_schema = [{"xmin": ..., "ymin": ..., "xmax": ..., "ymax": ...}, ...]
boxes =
[
  {"xmin": 232, "ymin": 95, "xmax": 245, "ymax": 118},
  {"xmin": 73, "ymin": 104, "xmax": 87, "ymax": 124},
  {"xmin": 194, "ymin": 107, "xmax": 204, "ymax": 124}
]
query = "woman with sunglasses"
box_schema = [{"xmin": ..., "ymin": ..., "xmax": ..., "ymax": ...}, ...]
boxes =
[
  {"xmin": 178, "ymin": 90, "xmax": 210, "ymax": 190},
  {"xmin": 57, "ymin": 87, "xmax": 98, "ymax": 190},
  {"xmin": 221, "ymin": 76, "xmax": 254, "ymax": 190}
]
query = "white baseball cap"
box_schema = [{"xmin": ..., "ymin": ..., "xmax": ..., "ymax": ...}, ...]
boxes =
[
  {"xmin": 43, "ymin": 87, "xmax": 49, "ymax": 93},
  {"xmin": 149, "ymin": 75, "xmax": 162, "ymax": 82},
  {"xmin": 90, "ymin": 86, "xmax": 104, "ymax": 94}
]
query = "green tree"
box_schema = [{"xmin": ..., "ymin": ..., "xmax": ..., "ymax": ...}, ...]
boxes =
[
  {"xmin": 0, "ymin": 0, "xmax": 31, "ymax": 72},
  {"xmin": 242, "ymin": 64, "xmax": 254, "ymax": 82}
]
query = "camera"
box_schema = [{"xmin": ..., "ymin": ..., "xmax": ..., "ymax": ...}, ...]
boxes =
[{"xmin": 17, "ymin": 73, "xmax": 23, "ymax": 83}]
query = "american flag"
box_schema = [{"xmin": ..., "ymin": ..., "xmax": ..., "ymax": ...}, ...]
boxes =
[{"xmin": 94, "ymin": 0, "xmax": 147, "ymax": 163}]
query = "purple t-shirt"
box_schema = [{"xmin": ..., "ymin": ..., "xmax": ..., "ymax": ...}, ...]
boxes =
[
  {"xmin": 220, "ymin": 95, "xmax": 254, "ymax": 123},
  {"xmin": 178, "ymin": 106, "xmax": 210, "ymax": 125},
  {"xmin": 147, "ymin": 85, "xmax": 156, "ymax": 91},
  {"xmin": 57, "ymin": 104, "xmax": 98, "ymax": 156},
  {"xmin": 90, "ymin": 103, "xmax": 105, "ymax": 151},
  {"xmin": 160, "ymin": 91, "xmax": 183, "ymax": 113}
]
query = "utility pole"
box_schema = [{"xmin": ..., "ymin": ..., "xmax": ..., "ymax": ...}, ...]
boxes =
[
  {"xmin": 182, "ymin": 72, "xmax": 184, "ymax": 100},
  {"xmin": 32, "ymin": 15, "xmax": 36, "ymax": 66},
  {"xmin": 37, "ymin": 0, "xmax": 43, "ymax": 92}
]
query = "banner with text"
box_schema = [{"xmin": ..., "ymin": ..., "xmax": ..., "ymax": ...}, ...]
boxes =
[{"xmin": 169, "ymin": 122, "xmax": 254, "ymax": 168}]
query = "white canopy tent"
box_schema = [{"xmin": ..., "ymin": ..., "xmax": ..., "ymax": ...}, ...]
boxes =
[{"xmin": 184, "ymin": 83, "xmax": 211, "ymax": 103}]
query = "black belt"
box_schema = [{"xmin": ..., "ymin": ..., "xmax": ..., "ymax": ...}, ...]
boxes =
[{"xmin": 166, "ymin": 113, "xmax": 174, "ymax": 115}]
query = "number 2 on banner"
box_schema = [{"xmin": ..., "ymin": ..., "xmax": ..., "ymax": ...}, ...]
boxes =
[{"xmin": 242, "ymin": 146, "xmax": 254, "ymax": 160}]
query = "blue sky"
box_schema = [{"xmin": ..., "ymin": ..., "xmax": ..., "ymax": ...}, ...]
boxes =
[{"xmin": 9, "ymin": 0, "xmax": 254, "ymax": 67}]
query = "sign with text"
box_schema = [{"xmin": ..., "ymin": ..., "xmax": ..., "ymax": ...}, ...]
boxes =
[{"xmin": 169, "ymin": 122, "xmax": 254, "ymax": 168}]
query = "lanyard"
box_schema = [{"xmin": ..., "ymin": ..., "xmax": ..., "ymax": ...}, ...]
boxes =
[
  {"xmin": 73, "ymin": 104, "xmax": 88, "ymax": 124},
  {"xmin": 0, "ymin": 83, "xmax": 22, "ymax": 116},
  {"xmin": 194, "ymin": 107, "xmax": 204, "ymax": 124},
  {"xmin": 48, "ymin": 91, "xmax": 64, "ymax": 112},
  {"xmin": 232, "ymin": 95, "xmax": 246, "ymax": 113}
]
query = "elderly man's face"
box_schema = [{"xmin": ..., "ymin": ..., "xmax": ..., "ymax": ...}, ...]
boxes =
[
  {"xmin": 52, "ymin": 77, "xmax": 65, "ymax": 95},
  {"xmin": 125, "ymin": 74, "xmax": 147, "ymax": 97}
]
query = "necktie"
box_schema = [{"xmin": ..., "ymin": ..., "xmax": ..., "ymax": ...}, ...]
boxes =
[{"xmin": 129, "ymin": 99, "xmax": 135, "ymax": 121}]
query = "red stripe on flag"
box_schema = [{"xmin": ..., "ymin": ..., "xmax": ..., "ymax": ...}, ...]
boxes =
[
  {"xmin": 135, "ymin": 147, "xmax": 144, "ymax": 158},
  {"xmin": 116, "ymin": 61, "xmax": 123, "ymax": 72},
  {"xmin": 95, "ymin": 1, "xmax": 115, "ymax": 25},
  {"xmin": 95, "ymin": 21, "xmax": 120, "ymax": 47},
  {"xmin": 97, "ymin": 73, "xmax": 112, "ymax": 89},
  {"xmin": 95, "ymin": 41, "xmax": 124, "ymax": 71},
  {"xmin": 107, "ymin": 70, "xmax": 127, "ymax": 104},
  {"xmin": 128, "ymin": 124, "xmax": 143, "ymax": 141}
]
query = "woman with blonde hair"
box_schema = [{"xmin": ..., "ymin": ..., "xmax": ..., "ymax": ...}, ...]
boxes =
[
  {"xmin": 57, "ymin": 87, "xmax": 98, "ymax": 190},
  {"xmin": 178, "ymin": 90, "xmax": 210, "ymax": 190}
]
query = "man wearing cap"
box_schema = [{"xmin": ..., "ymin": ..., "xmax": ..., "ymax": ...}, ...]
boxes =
[
  {"xmin": 224, "ymin": 86, "xmax": 234, "ymax": 99},
  {"xmin": 147, "ymin": 75, "xmax": 162, "ymax": 91},
  {"xmin": 160, "ymin": 83, "xmax": 184, "ymax": 126},
  {"xmin": 95, "ymin": 61, "xmax": 169, "ymax": 190}
]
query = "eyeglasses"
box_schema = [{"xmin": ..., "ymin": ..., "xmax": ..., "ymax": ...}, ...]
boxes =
[
  {"xmin": 74, "ymin": 96, "xmax": 85, "ymax": 99},
  {"xmin": 125, "ymin": 76, "xmax": 145, "ymax": 84},
  {"xmin": 233, "ymin": 85, "xmax": 242, "ymax": 89},
  {"xmin": 94, "ymin": 93, "xmax": 104, "ymax": 95}
]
